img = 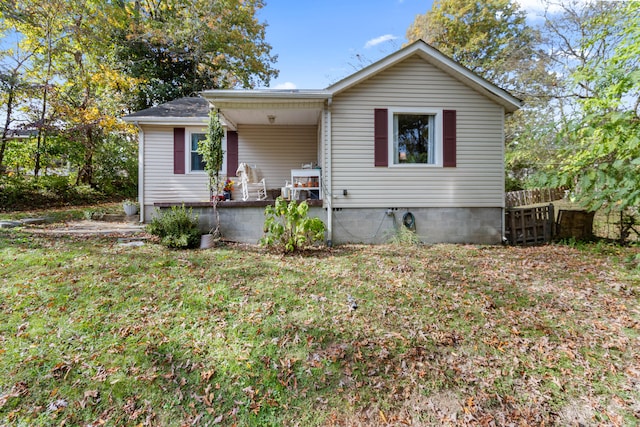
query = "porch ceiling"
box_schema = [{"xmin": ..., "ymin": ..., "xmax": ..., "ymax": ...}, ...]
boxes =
[
  {"xmin": 202, "ymin": 90, "xmax": 329, "ymax": 129},
  {"xmin": 218, "ymin": 106, "xmax": 322, "ymax": 128}
]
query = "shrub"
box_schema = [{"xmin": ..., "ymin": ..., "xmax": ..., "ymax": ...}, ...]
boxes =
[
  {"xmin": 146, "ymin": 205, "xmax": 201, "ymax": 249},
  {"xmin": 260, "ymin": 197, "xmax": 326, "ymax": 253},
  {"xmin": 389, "ymin": 224, "xmax": 421, "ymax": 245},
  {"xmin": 0, "ymin": 175, "xmax": 109, "ymax": 211}
]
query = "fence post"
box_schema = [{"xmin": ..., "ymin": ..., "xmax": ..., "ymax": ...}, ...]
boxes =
[
  {"xmin": 548, "ymin": 203, "xmax": 554, "ymax": 240},
  {"xmin": 510, "ymin": 209, "xmax": 517, "ymax": 245}
]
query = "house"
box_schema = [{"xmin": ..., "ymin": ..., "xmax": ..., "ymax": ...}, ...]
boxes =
[{"xmin": 123, "ymin": 40, "xmax": 521, "ymax": 245}]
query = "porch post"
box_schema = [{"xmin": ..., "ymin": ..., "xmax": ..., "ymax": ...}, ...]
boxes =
[
  {"xmin": 324, "ymin": 102, "xmax": 333, "ymax": 246},
  {"xmin": 135, "ymin": 122, "xmax": 145, "ymax": 223}
]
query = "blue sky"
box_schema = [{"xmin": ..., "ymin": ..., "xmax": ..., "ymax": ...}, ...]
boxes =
[
  {"xmin": 0, "ymin": 0, "xmax": 551, "ymax": 93},
  {"xmin": 256, "ymin": 0, "xmax": 435, "ymax": 89},
  {"xmin": 256, "ymin": 0, "xmax": 549, "ymax": 90}
]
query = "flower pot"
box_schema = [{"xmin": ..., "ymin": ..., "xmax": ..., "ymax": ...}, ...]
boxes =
[
  {"xmin": 223, "ymin": 190, "xmax": 232, "ymax": 200},
  {"xmin": 200, "ymin": 233, "xmax": 216, "ymax": 249},
  {"xmin": 123, "ymin": 203, "xmax": 138, "ymax": 216}
]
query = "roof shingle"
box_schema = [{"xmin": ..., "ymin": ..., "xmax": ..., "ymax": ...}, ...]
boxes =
[{"xmin": 124, "ymin": 97, "xmax": 210, "ymax": 119}]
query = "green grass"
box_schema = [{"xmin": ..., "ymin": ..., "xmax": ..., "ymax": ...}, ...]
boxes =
[{"xmin": 0, "ymin": 225, "xmax": 639, "ymax": 426}]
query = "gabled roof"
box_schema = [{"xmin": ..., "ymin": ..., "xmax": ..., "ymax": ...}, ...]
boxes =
[
  {"xmin": 200, "ymin": 40, "xmax": 520, "ymax": 114},
  {"xmin": 327, "ymin": 40, "xmax": 521, "ymax": 113},
  {"xmin": 122, "ymin": 97, "xmax": 210, "ymax": 123},
  {"xmin": 124, "ymin": 41, "xmax": 521, "ymax": 124}
]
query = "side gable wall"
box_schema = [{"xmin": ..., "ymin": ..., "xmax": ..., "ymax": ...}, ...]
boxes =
[{"xmin": 329, "ymin": 55, "xmax": 505, "ymax": 209}]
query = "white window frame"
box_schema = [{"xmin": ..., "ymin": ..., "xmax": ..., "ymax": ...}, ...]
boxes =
[
  {"xmin": 388, "ymin": 108, "xmax": 443, "ymax": 167},
  {"xmin": 188, "ymin": 130, "xmax": 207, "ymax": 173},
  {"xmin": 186, "ymin": 128, "xmax": 228, "ymax": 174}
]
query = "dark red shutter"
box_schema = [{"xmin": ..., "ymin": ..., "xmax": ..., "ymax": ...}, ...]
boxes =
[
  {"xmin": 374, "ymin": 108, "xmax": 388, "ymax": 167},
  {"xmin": 226, "ymin": 130, "xmax": 239, "ymax": 177},
  {"xmin": 443, "ymin": 110, "xmax": 456, "ymax": 167},
  {"xmin": 173, "ymin": 128, "xmax": 185, "ymax": 174}
]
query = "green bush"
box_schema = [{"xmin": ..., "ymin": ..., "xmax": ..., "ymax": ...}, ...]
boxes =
[
  {"xmin": 260, "ymin": 197, "xmax": 326, "ymax": 253},
  {"xmin": 92, "ymin": 133, "xmax": 138, "ymax": 198},
  {"xmin": 146, "ymin": 205, "xmax": 202, "ymax": 249},
  {"xmin": 0, "ymin": 175, "xmax": 110, "ymax": 211}
]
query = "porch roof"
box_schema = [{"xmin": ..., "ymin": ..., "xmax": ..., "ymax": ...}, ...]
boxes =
[{"xmin": 201, "ymin": 89, "xmax": 330, "ymax": 130}]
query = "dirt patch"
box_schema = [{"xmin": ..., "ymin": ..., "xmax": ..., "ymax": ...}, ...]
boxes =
[{"xmin": 557, "ymin": 398, "xmax": 596, "ymax": 426}]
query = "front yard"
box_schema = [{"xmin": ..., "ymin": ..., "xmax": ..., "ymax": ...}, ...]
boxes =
[{"xmin": 0, "ymin": 224, "xmax": 638, "ymax": 426}]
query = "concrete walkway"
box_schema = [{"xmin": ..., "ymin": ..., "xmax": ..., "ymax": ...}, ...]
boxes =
[
  {"xmin": 23, "ymin": 219, "xmax": 145, "ymax": 236},
  {"xmin": 2, "ymin": 217, "xmax": 144, "ymax": 235}
]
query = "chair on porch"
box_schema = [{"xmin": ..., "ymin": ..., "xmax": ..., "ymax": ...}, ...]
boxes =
[{"xmin": 236, "ymin": 163, "xmax": 267, "ymax": 201}]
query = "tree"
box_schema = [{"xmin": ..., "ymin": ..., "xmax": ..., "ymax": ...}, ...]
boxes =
[
  {"xmin": 1, "ymin": 0, "xmax": 138, "ymax": 188},
  {"xmin": 2, "ymin": 0, "xmax": 66, "ymax": 177},
  {"xmin": 115, "ymin": 0, "xmax": 278, "ymax": 111},
  {"xmin": 406, "ymin": 0, "xmax": 547, "ymax": 97},
  {"xmin": 48, "ymin": 0, "xmax": 136, "ymax": 186},
  {"xmin": 506, "ymin": 0, "xmax": 630, "ymax": 191},
  {"xmin": 550, "ymin": 1, "xmax": 639, "ymax": 216},
  {"xmin": 0, "ymin": 29, "xmax": 35, "ymax": 172}
]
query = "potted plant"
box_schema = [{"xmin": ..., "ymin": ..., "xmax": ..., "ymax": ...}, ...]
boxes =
[
  {"xmin": 122, "ymin": 199, "xmax": 139, "ymax": 216},
  {"xmin": 223, "ymin": 179, "xmax": 235, "ymax": 200}
]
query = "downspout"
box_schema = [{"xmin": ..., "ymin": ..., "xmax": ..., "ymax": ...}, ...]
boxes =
[
  {"xmin": 500, "ymin": 109, "xmax": 506, "ymax": 242},
  {"xmin": 325, "ymin": 97, "xmax": 333, "ymax": 246},
  {"xmin": 135, "ymin": 122, "xmax": 145, "ymax": 223}
]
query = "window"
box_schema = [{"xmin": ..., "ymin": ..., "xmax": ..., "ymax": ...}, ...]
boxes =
[
  {"xmin": 392, "ymin": 112, "xmax": 438, "ymax": 165},
  {"xmin": 375, "ymin": 108, "xmax": 455, "ymax": 168},
  {"xmin": 190, "ymin": 132, "xmax": 206, "ymax": 172}
]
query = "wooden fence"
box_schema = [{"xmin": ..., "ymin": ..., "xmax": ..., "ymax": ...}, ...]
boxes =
[
  {"xmin": 505, "ymin": 187, "xmax": 566, "ymax": 208},
  {"xmin": 556, "ymin": 210, "xmax": 595, "ymax": 241},
  {"xmin": 505, "ymin": 204, "xmax": 555, "ymax": 246}
]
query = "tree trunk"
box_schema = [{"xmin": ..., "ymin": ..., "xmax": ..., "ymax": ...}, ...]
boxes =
[
  {"xmin": 76, "ymin": 128, "xmax": 95, "ymax": 186},
  {"xmin": 0, "ymin": 86, "xmax": 15, "ymax": 173}
]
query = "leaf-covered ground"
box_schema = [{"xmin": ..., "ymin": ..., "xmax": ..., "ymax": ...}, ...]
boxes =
[{"xmin": 0, "ymin": 230, "xmax": 638, "ymax": 426}]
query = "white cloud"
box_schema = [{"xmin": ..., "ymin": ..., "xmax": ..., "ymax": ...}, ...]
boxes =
[
  {"xmin": 516, "ymin": 0, "xmax": 588, "ymax": 20},
  {"xmin": 273, "ymin": 81, "xmax": 297, "ymax": 90},
  {"xmin": 364, "ymin": 34, "xmax": 398, "ymax": 49},
  {"xmin": 516, "ymin": 0, "xmax": 551, "ymax": 14}
]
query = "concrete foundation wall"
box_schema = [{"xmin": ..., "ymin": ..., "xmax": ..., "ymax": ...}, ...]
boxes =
[
  {"xmin": 143, "ymin": 205, "xmax": 502, "ymax": 245},
  {"xmin": 144, "ymin": 205, "xmax": 327, "ymax": 244},
  {"xmin": 330, "ymin": 207, "xmax": 503, "ymax": 245}
]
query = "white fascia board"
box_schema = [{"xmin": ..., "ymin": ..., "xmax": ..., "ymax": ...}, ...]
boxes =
[
  {"xmin": 201, "ymin": 89, "xmax": 331, "ymax": 103},
  {"xmin": 415, "ymin": 47, "xmax": 522, "ymax": 113},
  {"xmin": 121, "ymin": 117, "xmax": 209, "ymax": 126},
  {"xmin": 327, "ymin": 41, "xmax": 522, "ymax": 113}
]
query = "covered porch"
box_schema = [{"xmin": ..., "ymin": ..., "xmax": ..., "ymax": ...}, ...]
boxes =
[{"xmin": 202, "ymin": 89, "xmax": 331, "ymax": 204}]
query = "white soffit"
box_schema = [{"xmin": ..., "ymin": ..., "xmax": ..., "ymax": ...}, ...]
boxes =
[
  {"xmin": 219, "ymin": 108, "xmax": 322, "ymax": 127},
  {"xmin": 203, "ymin": 91, "xmax": 328, "ymax": 127}
]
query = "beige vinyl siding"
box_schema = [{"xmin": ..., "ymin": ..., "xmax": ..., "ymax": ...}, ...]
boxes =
[
  {"xmin": 330, "ymin": 55, "xmax": 505, "ymax": 208},
  {"xmin": 237, "ymin": 125, "xmax": 318, "ymax": 190},
  {"xmin": 142, "ymin": 125, "xmax": 210, "ymax": 204}
]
